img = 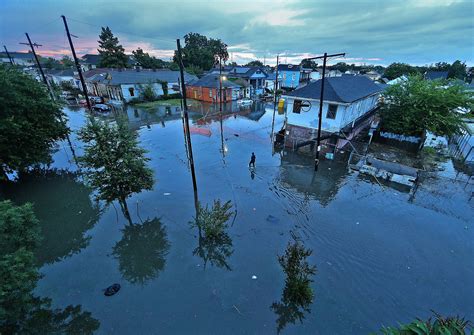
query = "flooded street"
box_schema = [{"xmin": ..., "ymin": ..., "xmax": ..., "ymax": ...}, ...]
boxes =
[{"xmin": 1, "ymin": 102, "xmax": 473, "ymax": 334}]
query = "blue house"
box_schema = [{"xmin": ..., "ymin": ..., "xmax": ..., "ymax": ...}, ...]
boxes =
[
  {"xmin": 278, "ymin": 64, "xmax": 301, "ymax": 89},
  {"xmin": 227, "ymin": 66, "xmax": 268, "ymax": 97}
]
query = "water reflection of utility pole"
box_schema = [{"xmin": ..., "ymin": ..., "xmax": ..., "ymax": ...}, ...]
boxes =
[
  {"xmin": 219, "ymin": 56, "xmax": 226, "ymax": 159},
  {"xmin": 271, "ymin": 54, "xmax": 280, "ymax": 139},
  {"xmin": 177, "ymin": 39, "xmax": 198, "ymax": 200}
]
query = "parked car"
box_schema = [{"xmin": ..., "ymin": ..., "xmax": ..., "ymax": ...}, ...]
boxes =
[
  {"xmin": 90, "ymin": 96, "xmax": 103, "ymax": 103},
  {"xmin": 92, "ymin": 104, "xmax": 111, "ymax": 112},
  {"xmin": 237, "ymin": 99, "xmax": 253, "ymax": 106}
]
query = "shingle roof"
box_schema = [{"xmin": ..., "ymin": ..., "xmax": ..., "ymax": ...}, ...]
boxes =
[
  {"xmin": 0, "ymin": 51, "xmax": 35, "ymax": 59},
  {"xmin": 425, "ymin": 71, "xmax": 448, "ymax": 80},
  {"xmin": 188, "ymin": 74, "xmax": 241, "ymax": 89},
  {"xmin": 277, "ymin": 64, "xmax": 300, "ymax": 72},
  {"xmin": 285, "ymin": 75, "xmax": 382, "ymax": 103},
  {"xmin": 80, "ymin": 54, "xmax": 135, "ymax": 66},
  {"xmin": 46, "ymin": 69, "xmax": 76, "ymax": 76},
  {"xmin": 228, "ymin": 66, "xmax": 268, "ymax": 79},
  {"xmin": 85, "ymin": 69, "xmax": 197, "ymax": 85}
]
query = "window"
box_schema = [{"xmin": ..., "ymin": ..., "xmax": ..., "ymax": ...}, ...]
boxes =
[
  {"xmin": 326, "ymin": 104, "xmax": 338, "ymax": 119},
  {"xmin": 128, "ymin": 87, "xmax": 135, "ymax": 97},
  {"xmin": 293, "ymin": 100, "xmax": 302, "ymax": 114},
  {"xmin": 209, "ymin": 89, "xmax": 213, "ymax": 98}
]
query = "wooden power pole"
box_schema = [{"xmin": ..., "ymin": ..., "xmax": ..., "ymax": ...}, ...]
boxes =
[
  {"xmin": 3, "ymin": 45, "xmax": 14, "ymax": 65},
  {"xmin": 61, "ymin": 15, "xmax": 92, "ymax": 111},
  {"xmin": 176, "ymin": 39, "xmax": 198, "ymax": 199}
]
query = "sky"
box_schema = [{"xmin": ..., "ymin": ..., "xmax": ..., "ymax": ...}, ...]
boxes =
[{"xmin": 0, "ymin": 0, "xmax": 473, "ymax": 66}]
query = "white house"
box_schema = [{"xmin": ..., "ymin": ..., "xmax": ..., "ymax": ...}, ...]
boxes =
[
  {"xmin": 281, "ymin": 75, "xmax": 382, "ymax": 150},
  {"xmin": 46, "ymin": 69, "xmax": 81, "ymax": 89},
  {"xmin": 83, "ymin": 69, "xmax": 197, "ymax": 102},
  {"xmin": 227, "ymin": 66, "xmax": 268, "ymax": 97}
]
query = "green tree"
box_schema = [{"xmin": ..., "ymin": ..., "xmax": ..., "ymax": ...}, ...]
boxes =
[
  {"xmin": 0, "ymin": 65, "xmax": 68, "ymax": 180},
  {"xmin": 380, "ymin": 312, "xmax": 471, "ymax": 334},
  {"xmin": 173, "ymin": 32, "xmax": 228, "ymax": 72},
  {"xmin": 380, "ymin": 75, "xmax": 470, "ymax": 136},
  {"xmin": 245, "ymin": 60, "xmax": 264, "ymax": 67},
  {"xmin": 61, "ymin": 55, "xmax": 75, "ymax": 68},
  {"xmin": 448, "ymin": 60, "xmax": 467, "ymax": 80},
  {"xmin": 140, "ymin": 83, "xmax": 157, "ymax": 102},
  {"xmin": 113, "ymin": 218, "xmax": 170, "ymax": 285},
  {"xmin": 300, "ymin": 59, "xmax": 318, "ymax": 70},
  {"xmin": 191, "ymin": 200, "xmax": 234, "ymax": 270},
  {"xmin": 78, "ymin": 117, "xmax": 154, "ymax": 223},
  {"xmin": 384, "ymin": 62, "xmax": 418, "ymax": 80},
  {"xmin": 271, "ymin": 238, "xmax": 316, "ymax": 333},
  {"xmin": 0, "ymin": 200, "xmax": 100, "ymax": 334},
  {"xmin": 132, "ymin": 48, "xmax": 165, "ymax": 69},
  {"xmin": 97, "ymin": 26, "xmax": 128, "ymax": 68}
]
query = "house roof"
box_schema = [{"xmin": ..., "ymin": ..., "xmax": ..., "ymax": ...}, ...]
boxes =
[
  {"xmin": 85, "ymin": 69, "xmax": 197, "ymax": 85},
  {"xmin": 285, "ymin": 75, "xmax": 382, "ymax": 103},
  {"xmin": 277, "ymin": 64, "xmax": 300, "ymax": 72},
  {"xmin": 425, "ymin": 71, "xmax": 448, "ymax": 80},
  {"xmin": 227, "ymin": 66, "xmax": 268, "ymax": 79},
  {"xmin": 0, "ymin": 51, "xmax": 35, "ymax": 59},
  {"xmin": 46, "ymin": 69, "xmax": 76, "ymax": 77},
  {"xmin": 188, "ymin": 74, "xmax": 241, "ymax": 89}
]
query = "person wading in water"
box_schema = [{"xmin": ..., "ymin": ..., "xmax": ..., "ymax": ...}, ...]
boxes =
[{"xmin": 249, "ymin": 152, "xmax": 256, "ymax": 168}]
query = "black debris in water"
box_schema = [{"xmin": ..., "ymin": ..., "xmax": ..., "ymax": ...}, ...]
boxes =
[{"xmin": 104, "ymin": 283, "xmax": 121, "ymax": 296}]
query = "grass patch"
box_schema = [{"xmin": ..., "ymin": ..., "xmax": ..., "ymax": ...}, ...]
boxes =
[{"xmin": 134, "ymin": 99, "xmax": 183, "ymax": 109}]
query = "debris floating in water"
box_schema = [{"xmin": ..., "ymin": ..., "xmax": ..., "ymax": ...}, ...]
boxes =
[
  {"xmin": 266, "ymin": 215, "xmax": 279, "ymax": 223},
  {"xmin": 163, "ymin": 192, "xmax": 171, "ymax": 196},
  {"xmin": 251, "ymin": 275, "xmax": 257, "ymax": 280},
  {"xmin": 104, "ymin": 283, "xmax": 121, "ymax": 296}
]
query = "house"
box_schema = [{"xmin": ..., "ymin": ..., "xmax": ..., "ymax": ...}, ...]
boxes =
[
  {"xmin": 83, "ymin": 68, "xmax": 197, "ymax": 102},
  {"xmin": 277, "ymin": 64, "xmax": 301, "ymax": 89},
  {"xmin": 186, "ymin": 74, "xmax": 243, "ymax": 102},
  {"xmin": 265, "ymin": 72, "xmax": 282, "ymax": 92},
  {"xmin": 227, "ymin": 66, "xmax": 268, "ymax": 97},
  {"xmin": 80, "ymin": 54, "xmax": 101, "ymax": 71},
  {"xmin": 281, "ymin": 75, "xmax": 382, "ymax": 150},
  {"xmin": 387, "ymin": 75, "xmax": 408, "ymax": 85},
  {"xmin": 46, "ymin": 69, "xmax": 80, "ymax": 89},
  {"xmin": 425, "ymin": 71, "xmax": 448, "ymax": 80},
  {"xmin": 0, "ymin": 51, "xmax": 36, "ymax": 66},
  {"xmin": 364, "ymin": 70, "xmax": 381, "ymax": 81}
]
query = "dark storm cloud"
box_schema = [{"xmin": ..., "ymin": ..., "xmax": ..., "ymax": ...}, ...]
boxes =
[{"xmin": 0, "ymin": 0, "xmax": 472, "ymax": 65}]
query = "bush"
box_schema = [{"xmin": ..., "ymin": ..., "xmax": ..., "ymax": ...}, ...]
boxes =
[
  {"xmin": 192, "ymin": 200, "xmax": 232, "ymax": 238},
  {"xmin": 140, "ymin": 83, "xmax": 157, "ymax": 102}
]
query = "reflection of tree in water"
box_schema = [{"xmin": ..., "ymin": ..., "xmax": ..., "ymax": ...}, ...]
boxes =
[
  {"xmin": 0, "ymin": 169, "xmax": 100, "ymax": 266},
  {"xmin": 112, "ymin": 218, "xmax": 170, "ymax": 285},
  {"xmin": 271, "ymin": 238, "xmax": 316, "ymax": 333},
  {"xmin": 8, "ymin": 297, "xmax": 100, "ymax": 334},
  {"xmin": 191, "ymin": 200, "xmax": 234, "ymax": 270}
]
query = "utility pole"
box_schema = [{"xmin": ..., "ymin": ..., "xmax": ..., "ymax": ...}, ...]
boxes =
[
  {"xmin": 302, "ymin": 52, "xmax": 345, "ymax": 171},
  {"xmin": 3, "ymin": 46, "xmax": 14, "ymax": 65},
  {"xmin": 21, "ymin": 33, "xmax": 55, "ymax": 101},
  {"xmin": 271, "ymin": 54, "xmax": 280, "ymax": 137},
  {"xmin": 61, "ymin": 15, "xmax": 92, "ymax": 111},
  {"xmin": 177, "ymin": 39, "xmax": 198, "ymax": 198}
]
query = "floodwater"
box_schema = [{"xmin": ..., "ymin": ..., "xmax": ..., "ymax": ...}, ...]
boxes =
[{"xmin": 1, "ymin": 101, "xmax": 473, "ymax": 334}]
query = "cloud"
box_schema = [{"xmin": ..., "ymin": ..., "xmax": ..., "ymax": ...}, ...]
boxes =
[{"xmin": 0, "ymin": 0, "xmax": 472, "ymax": 66}]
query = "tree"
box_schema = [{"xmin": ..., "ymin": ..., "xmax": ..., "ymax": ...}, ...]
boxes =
[
  {"xmin": 42, "ymin": 57, "xmax": 62, "ymax": 70},
  {"xmin": 384, "ymin": 62, "xmax": 418, "ymax": 80},
  {"xmin": 132, "ymin": 48, "xmax": 165, "ymax": 69},
  {"xmin": 97, "ymin": 26, "xmax": 128, "ymax": 68},
  {"xmin": 380, "ymin": 312, "xmax": 471, "ymax": 334},
  {"xmin": 271, "ymin": 238, "xmax": 316, "ymax": 333},
  {"xmin": 0, "ymin": 200, "xmax": 100, "ymax": 334},
  {"xmin": 173, "ymin": 32, "xmax": 228, "ymax": 72},
  {"xmin": 78, "ymin": 117, "xmax": 154, "ymax": 223},
  {"xmin": 60, "ymin": 55, "xmax": 74, "ymax": 68},
  {"xmin": 245, "ymin": 60, "xmax": 264, "ymax": 67},
  {"xmin": 113, "ymin": 218, "xmax": 170, "ymax": 285},
  {"xmin": 448, "ymin": 60, "xmax": 467, "ymax": 80},
  {"xmin": 227, "ymin": 61, "xmax": 238, "ymax": 67},
  {"xmin": 300, "ymin": 59, "xmax": 318, "ymax": 70},
  {"xmin": 380, "ymin": 75, "xmax": 471, "ymax": 136},
  {"xmin": 191, "ymin": 200, "xmax": 234, "ymax": 270},
  {"xmin": 330, "ymin": 62, "xmax": 350, "ymax": 73},
  {"xmin": 140, "ymin": 83, "xmax": 157, "ymax": 101},
  {"xmin": 0, "ymin": 65, "xmax": 68, "ymax": 179}
]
